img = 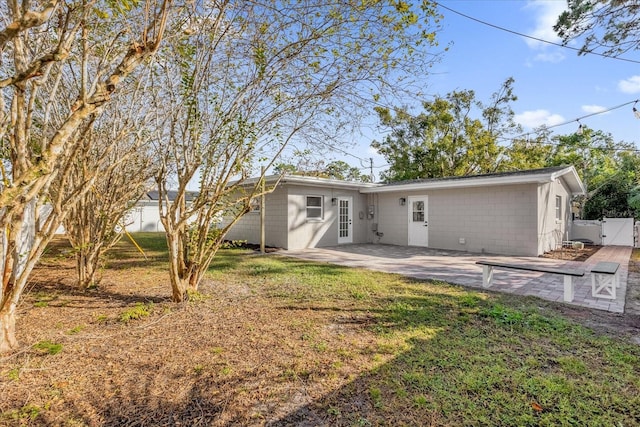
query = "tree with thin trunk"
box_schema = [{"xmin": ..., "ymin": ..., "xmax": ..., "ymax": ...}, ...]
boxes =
[
  {"xmin": 0, "ymin": 0, "xmax": 172, "ymax": 353},
  {"xmin": 55, "ymin": 83, "xmax": 157, "ymax": 288},
  {"xmin": 153, "ymin": 0, "xmax": 443, "ymax": 302}
]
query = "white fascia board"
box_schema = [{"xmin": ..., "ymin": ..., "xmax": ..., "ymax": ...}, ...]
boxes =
[
  {"xmin": 360, "ymin": 172, "xmax": 562, "ymax": 194},
  {"xmin": 278, "ymin": 175, "xmax": 380, "ymax": 190},
  {"xmin": 550, "ymin": 166, "xmax": 587, "ymax": 195},
  {"xmin": 236, "ymin": 174, "xmax": 381, "ymax": 191}
]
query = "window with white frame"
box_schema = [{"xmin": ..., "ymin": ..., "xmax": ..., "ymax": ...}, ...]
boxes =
[
  {"xmin": 306, "ymin": 195, "xmax": 323, "ymax": 219},
  {"xmin": 555, "ymin": 195, "xmax": 562, "ymax": 221},
  {"xmin": 250, "ymin": 197, "xmax": 260, "ymax": 213}
]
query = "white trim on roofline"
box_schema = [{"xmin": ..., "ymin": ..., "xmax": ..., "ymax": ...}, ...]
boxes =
[
  {"xmin": 248, "ymin": 174, "xmax": 380, "ymax": 190},
  {"xmin": 361, "ymin": 166, "xmax": 586, "ymax": 196}
]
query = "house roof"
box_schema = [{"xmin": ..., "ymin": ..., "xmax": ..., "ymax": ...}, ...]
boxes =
[
  {"xmin": 146, "ymin": 190, "xmax": 199, "ymax": 202},
  {"xmin": 262, "ymin": 174, "xmax": 380, "ymax": 190},
  {"xmin": 360, "ymin": 166, "xmax": 586, "ymax": 195}
]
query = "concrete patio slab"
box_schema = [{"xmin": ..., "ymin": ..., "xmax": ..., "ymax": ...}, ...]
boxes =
[{"xmin": 282, "ymin": 244, "xmax": 632, "ymax": 313}]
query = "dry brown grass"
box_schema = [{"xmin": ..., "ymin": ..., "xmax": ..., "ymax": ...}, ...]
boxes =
[
  {"xmin": 2, "ymin": 235, "xmax": 640, "ymax": 426},
  {"xmin": 2, "ymin": 238, "xmax": 391, "ymax": 426}
]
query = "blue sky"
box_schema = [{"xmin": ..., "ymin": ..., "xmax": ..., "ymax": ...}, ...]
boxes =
[{"xmin": 340, "ymin": 0, "xmax": 640, "ymax": 179}]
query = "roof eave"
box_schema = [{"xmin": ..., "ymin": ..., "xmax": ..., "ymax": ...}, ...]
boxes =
[
  {"xmin": 361, "ymin": 166, "xmax": 587, "ymax": 195},
  {"xmin": 550, "ymin": 166, "xmax": 587, "ymax": 196},
  {"xmin": 236, "ymin": 174, "xmax": 381, "ymax": 190},
  {"xmin": 360, "ymin": 173, "xmax": 555, "ymax": 193}
]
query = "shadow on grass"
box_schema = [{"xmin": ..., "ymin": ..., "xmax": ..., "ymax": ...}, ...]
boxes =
[
  {"xmin": 22, "ymin": 238, "xmax": 640, "ymax": 424},
  {"xmin": 268, "ymin": 316, "xmax": 640, "ymax": 426},
  {"xmin": 36, "ymin": 362, "xmax": 241, "ymax": 427},
  {"xmin": 26, "ymin": 278, "xmax": 170, "ymax": 308},
  {"xmin": 12, "ymin": 275, "xmax": 640, "ymax": 426}
]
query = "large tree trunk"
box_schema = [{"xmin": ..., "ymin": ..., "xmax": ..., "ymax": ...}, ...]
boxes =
[
  {"xmin": 166, "ymin": 229, "xmax": 206, "ymax": 302},
  {"xmin": 0, "ymin": 200, "xmax": 37, "ymax": 352},
  {"xmin": 0, "ymin": 306, "xmax": 18, "ymax": 353}
]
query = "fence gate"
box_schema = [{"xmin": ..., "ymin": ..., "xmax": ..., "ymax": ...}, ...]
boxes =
[{"xmin": 602, "ymin": 217, "xmax": 634, "ymax": 246}]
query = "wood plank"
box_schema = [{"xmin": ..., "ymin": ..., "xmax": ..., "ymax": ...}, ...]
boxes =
[
  {"xmin": 476, "ymin": 260, "xmax": 585, "ymax": 277},
  {"xmin": 590, "ymin": 261, "xmax": 619, "ymax": 275}
]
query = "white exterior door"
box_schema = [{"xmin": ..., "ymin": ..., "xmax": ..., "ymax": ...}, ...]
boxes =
[
  {"xmin": 602, "ymin": 217, "xmax": 634, "ymax": 246},
  {"xmin": 338, "ymin": 197, "xmax": 353, "ymax": 244},
  {"xmin": 408, "ymin": 195, "xmax": 428, "ymax": 247}
]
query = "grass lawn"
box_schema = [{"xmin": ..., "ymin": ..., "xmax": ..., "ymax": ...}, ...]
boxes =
[{"xmin": 1, "ymin": 233, "xmax": 639, "ymax": 426}]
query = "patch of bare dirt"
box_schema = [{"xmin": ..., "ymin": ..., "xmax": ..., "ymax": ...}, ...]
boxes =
[
  {"xmin": 0, "ymin": 251, "xmax": 382, "ymax": 426},
  {"xmin": 3, "ymin": 242, "xmax": 640, "ymax": 426},
  {"xmin": 540, "ymin": 245, "xmax": 602, "ymax": 262}
]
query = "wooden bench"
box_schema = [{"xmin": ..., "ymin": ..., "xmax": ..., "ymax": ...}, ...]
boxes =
[
  {"xmin": 590, "ymin": 261, "xmax": 620, "ymax": 300},
  {"xmin": 476, "ymin": 260, "xmax": 585, "ymax": 302}
]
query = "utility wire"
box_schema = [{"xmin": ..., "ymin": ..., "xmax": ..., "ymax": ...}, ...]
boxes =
[
  {"xmin": 314, "ymin": 97, "xmax": 640, "ymax": 173},
  {"xmin": 497, "ymin": 99, "xmax": 640, "ymax": 145},
  {"xmin": 288, "ymin": 0, "xmax": 640, "ymax": 170},
  {"xmin": 321, "ymin": 96, "xmax": 640, "ymax": 171},
  {"xmin": 436, "ymin": 2, "xmax": 640, "ymax": 65}
]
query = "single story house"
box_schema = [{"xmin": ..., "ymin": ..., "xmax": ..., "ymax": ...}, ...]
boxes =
[
  {"xmin": 122, "ymin": 190, "xmax": 199, "ymax": 233},
  {"xmin": 223, "ymin": 166, "xmax": 586, "ymax": 256}
]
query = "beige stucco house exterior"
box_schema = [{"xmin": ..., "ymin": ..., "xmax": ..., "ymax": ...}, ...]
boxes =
[{"xmin": 223, "ymin": 166, "xmax": 586, "ymax": 256}]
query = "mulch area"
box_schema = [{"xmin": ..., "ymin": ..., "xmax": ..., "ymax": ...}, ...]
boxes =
[{"xmin": 539, "ymin": 245, "xmax": 602, "ymax": 262}]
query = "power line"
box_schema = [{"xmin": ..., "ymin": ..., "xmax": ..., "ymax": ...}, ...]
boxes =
[
  {"xmin": 317, "ymin": 97, "xmax": 640, "ymax": 173},
  {"xmin": 289, "ymin": 0, "xmax": 640, "ymax": 171},
  {"xmin": 498, "ymin": 99, "xmax": 640, "ymax": 144},
  {"xmin": 435, "ymin": 2, "xmax": 640, "ymax": 65}
]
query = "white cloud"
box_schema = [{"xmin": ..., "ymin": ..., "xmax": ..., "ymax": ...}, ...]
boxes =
[
  {"xmin": 618, "ymin": 76, "xmax": 640, "ymax": 94},
  {"xmin": 533, "ymin": 51, "xmax": 565, "ymax": 63},
  {"xmin": 523, "ymin": 0, "xmax": 566, "ymax": 50},
  {"xmin": 581, "ymin": 105, "xmax": 609, "ymax": 114},
  {"xmin": 515, "ymin": 109, "xmax": 565, "ymax": 128}
]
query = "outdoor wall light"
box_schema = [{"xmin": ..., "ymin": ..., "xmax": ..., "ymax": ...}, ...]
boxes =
[
  {"xmin": 399, "ymin": 197, "xmax": 406, "ymax": 206},
  {"xmin": 331, "ymin": 197, "xmax": 337, "ymax": 206}
]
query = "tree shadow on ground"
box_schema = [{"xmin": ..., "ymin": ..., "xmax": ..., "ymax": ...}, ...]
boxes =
[{"xmin": 25, "ymin": 277, "xmax": 170, "ymax": 309}]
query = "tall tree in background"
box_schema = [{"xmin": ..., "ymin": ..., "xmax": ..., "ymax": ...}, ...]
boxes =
[
  {"xmin": 0, "ymin": 0, "xmax": 171, "ymax": 352},
  {"xmin": 56, "ymin": 82, "xmax": 157, "ymax": 289},
  {"xmin": 153, "ymin": 0, "xmax": 441, "ymax": 302},
  {"xmin": 555, "ymin": 128, "xmax": 640, "ymax": 219},
  {"xmin": 325, "ymin": 161, "xmax": 372, "ymax": 182},
  {"xmin": 372, "ymin": 78, "xmax": 521, "ymax": 181},
  {"xmin": 274, "ymin": 150, "xmax": 371, "ymax": 182},
  {"xmin": 547, "ymin": 127, "xmax": 623, "ymax": 191},
  {"xmin": 555, "ymin": 0, "xmax": 640, "ymax": 57},
  {"xmin": 500, "ymin": 132, "xmax": 553, "ymax": 171},
  {"xmin": 554, "ymin": 0, "xmax": 640, "ymax": 218}
]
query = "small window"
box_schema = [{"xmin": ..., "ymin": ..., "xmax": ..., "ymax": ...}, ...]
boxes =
[
  {"xmin": 555, "ymin": 195, "xmax": 562, "ymax": 221},
  {"xmin": 250, "ymin": 198, "xmax": 260, "ymax": 213},
  {"xmin": 306, "ymin": 196, "xmax": 323, "ymax": 219},
  {"xmin": 412, "ymin": 201, "xmax": 425, "ymax": 222}
]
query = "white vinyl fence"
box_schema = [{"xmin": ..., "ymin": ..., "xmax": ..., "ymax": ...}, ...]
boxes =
[
  {"xmin": 570, "ymin": 217, "xmax": 637, "ymax": 247},
  {"xmin": 602, "ymin": 217, "xmax": 634, "ymax": 246},
  {"xmin": 570, "ymin": 220, "xmax": 602, "ymax": 245}
]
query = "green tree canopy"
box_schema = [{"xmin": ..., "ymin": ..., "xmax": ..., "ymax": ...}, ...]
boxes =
[
  {"xmin": 582, "ymin": 175, "xmax": 638, "ymax": 219},
  {"xmin": 546, "ymin": 127, "xmax": 626, "ymax": 191},
  {"xmin": 371, "ymin": 78, "xmax": 521, "ymax": 182},
  {"xmin": 274, "ymin": 152, "xmax": 371, "ymax": 182},
  {"xmin": 580, "ymin": 146, "xmax": 640, "ymax": 219},
  {"xmin": 555, "ymin": 0, "xmax": 640, "ymax": 57}
]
